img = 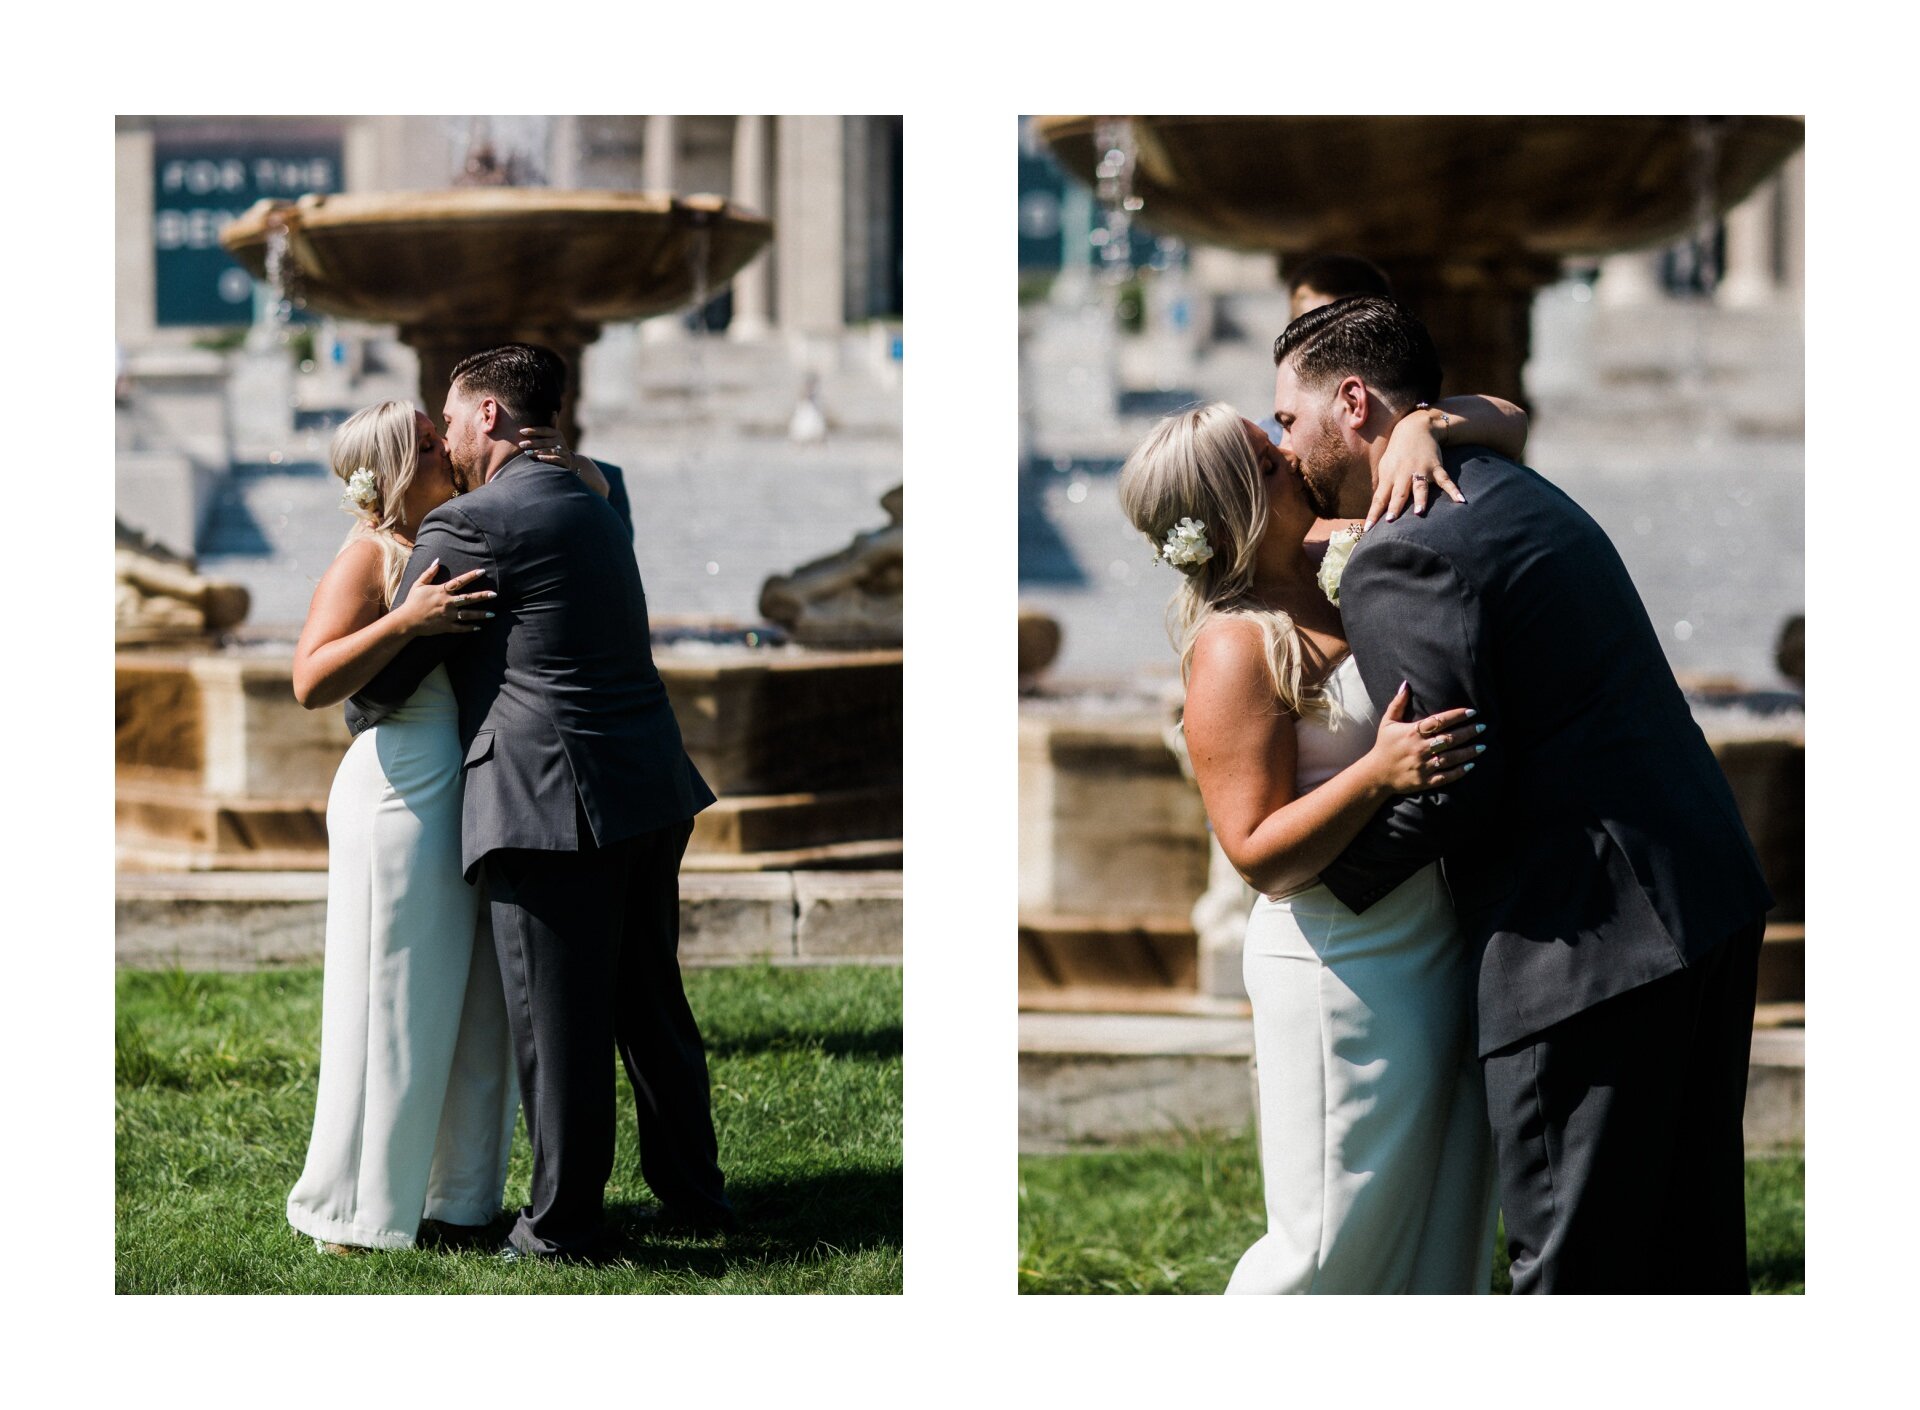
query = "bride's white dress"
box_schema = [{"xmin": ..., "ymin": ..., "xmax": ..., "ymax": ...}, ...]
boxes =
[
  {"xmin": 1226, "ymin": 654, "xmax": 1498, "ymax": 1294},
  {"xmin": 286, "ymin": 664, "xmax": 519, "ymax": 1249}
]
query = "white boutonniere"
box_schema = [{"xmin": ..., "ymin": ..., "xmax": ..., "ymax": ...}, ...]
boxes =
[
  {"xmin": 1318, "ymin": 525, "xmax": 1363, "ymax": 607},
  {"xmin": 1158, "ymin": 517, "xmax": 1214, "ymax": 570},
  {"xmin": 342, "ymin": 466, "xmax": 379, "ymax": 512}
]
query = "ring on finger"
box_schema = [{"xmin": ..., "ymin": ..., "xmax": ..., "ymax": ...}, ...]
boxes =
[{"xmin": 1428, "ymin": 735, "xmax": 1450, "ymax": 754}]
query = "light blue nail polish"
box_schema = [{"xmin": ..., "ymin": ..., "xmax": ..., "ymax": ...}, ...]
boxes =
[
  {"xmin": 1463, "ymin": 762, "xmax": 1475, "ymax": 772},
  {"xmin": 484, "ymin": 612, "xmax": 495, "ymax": 618},
  {"xmin": 1464, "ymin": 709, "xmax": 1477, "ymax": 718},
  {"xmin": 1475, "ymin": 723, "xmax": 1487, "ymax": 734},
  {"xmin": 1475, "ymin": 744, "xmax": 1486, "ymax": 754}
]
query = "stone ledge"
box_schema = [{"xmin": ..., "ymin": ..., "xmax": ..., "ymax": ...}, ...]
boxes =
[
  {"xmin": 1019, "ymin": 1011, "xmax": 1803, "ymax": 1155},
  {"xmin": 117, "ymin": 869, "xmax": 902, "ymax": 972},
  {"xmin": 795, "ymin": 871, "xmax": 903, "ymax": 960}
]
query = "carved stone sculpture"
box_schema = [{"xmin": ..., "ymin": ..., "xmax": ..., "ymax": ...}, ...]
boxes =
[
  {"xmin": 115, "ymin": 519, "xmax": 250, "ymax": 641},
  {"xmin": 758, "ymin": 486, "xmax": 902, "ymax": 648}
]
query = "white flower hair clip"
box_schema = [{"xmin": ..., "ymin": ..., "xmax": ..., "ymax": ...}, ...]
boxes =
[
  {"xmin": 342, "ymin": 467, "xmax": 379, "ymax": 512},
  {"xmin": 1158, "ymin": 517, "xmax": 1214, "ymax": 570}
]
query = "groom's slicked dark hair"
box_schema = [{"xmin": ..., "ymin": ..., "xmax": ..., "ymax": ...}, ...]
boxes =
[
  {"xmin": 1272, "ymin": 296, "xmax": 1443, "ymax": 410},
  {"xmin": 450, "ymin": 342, "xmax": 567, "ymax": 426}
]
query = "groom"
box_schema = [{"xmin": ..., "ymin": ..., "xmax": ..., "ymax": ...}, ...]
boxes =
[
  {"xmin": 1273, "ymin": 298, "xmax": 1773, "ymax": 1293},
  {"xmin": 350, "ymin": 343, "xmax": 732, "ymax": 1259}
]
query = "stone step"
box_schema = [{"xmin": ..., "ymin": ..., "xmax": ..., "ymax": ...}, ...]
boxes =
[
  {"xmin": 688, "ymin": 785, "xmax": 901, "ymax": 856},
  {"xmin": 1758, "ymin": 922, "xmax": 1804, "ymax": 1005},
  {"xmin": 117, "ymin": 779, "xmax": 327, "ymax": 865},
  {"xmin": 116, "ymin": 869, "xmax": 901, "ymax": 971},
  {"xmin": 680, "ymin": 838, "xmax": 902, "ymax": 873},
  {"xmin": 1019, "ymin": 1010, "xmax": 1803, "ymax": 1155},
  {"xmin": 117, "ymin": 776, "xmax": 900, "ymax": 874},
  {"xmin": 1017, "ymin": 916, "xmax": 1808, "ymax": 1011},
  {"xmin": 1018, "ymin": 912, "xmax": 1197, "ymax": 996}
]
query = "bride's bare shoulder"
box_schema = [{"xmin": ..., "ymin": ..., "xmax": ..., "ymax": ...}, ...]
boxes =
[
  {"xmin": 1188, "ymin": 615, "xmax": 1279, "ymax": 704},
  {"xmin": 323, "ymin": 534, "xmax": 386, "ymax": 587},
  {"xmin": 306, "ymin": 535, "xmax": 389, "ymax": 623},
  {"xmin": 1191, "ymin": 613, "xmax": 1270, "ymax": 667}
]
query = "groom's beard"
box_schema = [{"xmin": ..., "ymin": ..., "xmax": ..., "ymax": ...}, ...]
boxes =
[
  {"xmin": 1296, "ymin": 421, "xmax": 1348, "ymax": 519},
  {"xmin": 446, "ymin": 443, "xmax": 483, "ymax": 489}
]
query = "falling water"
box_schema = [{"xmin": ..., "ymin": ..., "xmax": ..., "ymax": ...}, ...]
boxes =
[
  {"xmin": 261, "ymin": 217, "xmax": 298, "ymax": 335},
  {"xmin": 1090, "ymin": 117, "xmax": 1141, "ymax": 284}
]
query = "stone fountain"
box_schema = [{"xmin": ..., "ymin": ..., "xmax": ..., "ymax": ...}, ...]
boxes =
[
  {"xmin": 1035, "ymin": 115, "xmax": 1804, "ymax": 402},
  {"xmin": 117, "ymin": 136, "xmax": 899, "ymax": 878}
]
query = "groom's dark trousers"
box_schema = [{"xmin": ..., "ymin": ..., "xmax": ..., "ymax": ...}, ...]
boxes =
[
  {"xmin": 485, "ymin": 813, "xmax": 726, "ymax": 1252},
  {"xmin": 1318, "ymin": 448, "xmax": 1773, "ymax": 1294},
  {"xmin": 349, "ymin": 454, "xmax": 727, "ymax": 1257}
]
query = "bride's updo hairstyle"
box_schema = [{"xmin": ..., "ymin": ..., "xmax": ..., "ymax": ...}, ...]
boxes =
[
  {"xmin": 1118, "ymin": 401, "xmax": 1325, "ymax": 722},
  {"xmin": 330, "ymin": 399, "xmax": 422, "ymax": 609}
]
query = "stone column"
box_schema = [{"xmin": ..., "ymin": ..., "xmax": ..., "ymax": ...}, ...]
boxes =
[
  {"xmin": 642, "ymin": 115, "xmax": 686, "ymax": 344},
  {"xmin": 548, "ymin": 115, "xmax": 581, "ymax": 188},
  {"xmin": 776, "ymin": 116, "xmax": 846, "ymax": 342},
  {"xmin": 1717, "ymin": 177, "xmax": 1778, "ymax": 308},
  {"xmin": 728, "ymin": 115, "xmax": 774, "ymax": 341},
  {"xmin": 116, "ymin": 122, "xmax": 156, "ymax": 348},
  {"xmin": 1598, "ymin": 249, "xmax": 1666, "ymax": 308},
  {"xmin": 642, "ymin": 113, "xmax": 678, "ymax": 192},
  {"xmin": 1779, "ymin": 151, "xmax": 1805, "ymax": 302}
]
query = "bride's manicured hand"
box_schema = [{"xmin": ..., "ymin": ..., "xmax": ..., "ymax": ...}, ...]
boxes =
[
  {"xmin": 1371, "ymin": 409, "xmax": 1467, "ymax": 530},
  {"xmin": 1368, "ymin": 682, "xmax": 1485, "ymax": 794},
  {"xmin": 395, "ymin": 559, "xmax": 496, "ymax": 636},
  {"xmin": 517, "ymin": 425, "xmax": 574, "ymax": 470}
]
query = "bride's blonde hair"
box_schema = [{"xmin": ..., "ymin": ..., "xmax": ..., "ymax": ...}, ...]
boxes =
[
  {"xmin": 330, "ymin": 400, "xmax": 422, "ymax": 609},
  {"xmin": 1117, "ymin": 401, "xmax": 1327, "ymax": 722}
]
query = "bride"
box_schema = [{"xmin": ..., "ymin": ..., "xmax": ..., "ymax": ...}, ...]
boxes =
[
  {"xmin": 284, "ymin": 399, "xmax": 596, "ymax": 1252},
  {"xmin": 1119, "ymin": 394, "xmax": 1529, "ymax": 1293}
]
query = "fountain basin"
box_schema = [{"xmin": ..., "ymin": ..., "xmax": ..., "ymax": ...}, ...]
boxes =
[
  {"xmin": 222, "ymin": 189, "xmax": 771, "ymax": 328},
  {"xmin": 115, "ymin": 643, "xmax": 900, "ymax": 872},
  {"xmin": 1035, "ymin": 116, "xmax": 1803, "ymax": 262}
]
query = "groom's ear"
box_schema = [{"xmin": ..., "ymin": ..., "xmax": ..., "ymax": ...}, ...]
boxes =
[
  {"xmin": 478, "ymin": 397, "xmax": 501, "ymax": 434},
  {"xmin": 1336, "ymin": 376, "xmax": 1370, "ymax": 429}
]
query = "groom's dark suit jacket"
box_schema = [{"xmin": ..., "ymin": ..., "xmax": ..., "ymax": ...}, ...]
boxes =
[
  {"xmin": 346, "ymin": 455, "xmax": 715, "ymax": 879},
  {"xmin": 1318, "ymin": 448, "xmax": 1772, "ymax": 1054}
]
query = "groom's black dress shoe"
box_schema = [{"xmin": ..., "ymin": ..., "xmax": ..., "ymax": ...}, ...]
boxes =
[
  {"xmin": 496, "ymin": 1235, "xmax": 613, "ymax": 1266},
  {"xmin": 417, "ymin": 1219, "xmax": 493, "ymax": 1251},
  {"xmin": 627, "ymin": 1202, "xmax": 738, "ymax": 1237}
]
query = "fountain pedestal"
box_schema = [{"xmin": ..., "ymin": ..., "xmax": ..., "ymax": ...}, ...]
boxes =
[{"xmin": 405, "ymin": 320, "xmax": 600, "ymax": 446}]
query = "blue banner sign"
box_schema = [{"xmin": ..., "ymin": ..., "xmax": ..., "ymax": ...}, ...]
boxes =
[{"xmin": 152, "ymin": 127, "xmax": 343, "ymax": 327}]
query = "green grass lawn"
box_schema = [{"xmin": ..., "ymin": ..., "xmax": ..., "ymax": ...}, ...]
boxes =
[
  {"xmin": 116, "ymin": 963, "xmax": 901, "ymax": 1294},
  {"xmin": 1018, "ymin": 1131, "xmax": 1803, "ymax": 1294}
]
